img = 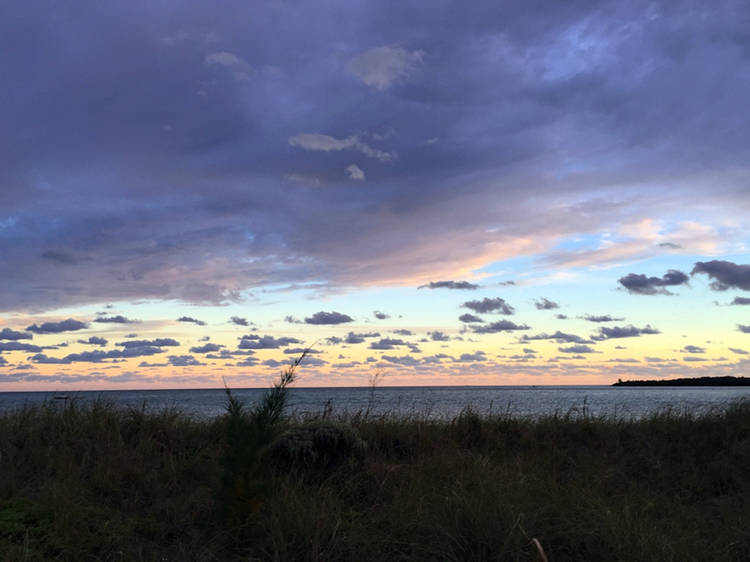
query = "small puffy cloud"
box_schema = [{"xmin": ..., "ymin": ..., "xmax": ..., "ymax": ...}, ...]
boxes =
[
  {"xmin": 730, "ymin": 297, "xmax": 750, "ymax": 305},
  {"xmin": 78, "ymin": 336, "xmax": 108, "ymax": 347},
  {"xmin": 344, "ymin": 331, "xmax": 380, "ymax": 344},
  {"xmin": 230, "ymin": 316, "xmax": 249, "ymax": 326},
  {"xmin": 168, "ymin": 355, "xmax": 204, "ymax": 367},
  {"xmin": 462, "ymin": 297, "xmax": 514, "ymax": 315},
  {"xmin": 738, "ymin": 325, "xmax": 750, "ymax": 334},
  {"xmin": 348, "ymin": 45, "xmax": 424, "ymax": 91},
  {"xmin": 534, "ymin": 298, "xmax": 559, "ymax": 310},
  {"xmin": 346, "ymin": 164, "xmax": 365, "ymax": 181},
  {"xmin": 93, "ymin": 315, "xmax": 137, "ymax": 324},
  {"xmin": 471, "ymin": 320, "xmax": 529, "ymax": 334},
  {"xmin": 373, "ymin": 310, "xmax": 389, "ymax": 320},
  {"xmin": 558, "ymin": 345, "xmax": 596, "ymax": 354},
  {"xmin": 692, "ymin": 261, "xmax": 750, "ymax": 291},
  {"xmin": 26, "ymin": 318, "xmax": 88, "ymax": 334},
  {"xmin": 393, "ymin": 329, "xmax": 413, "ymax": 336},
  {"xmin": 284, "ymin": 315, "xmax": 303, "ymax": 324},
  {"xmin": 238, "ymin": 334, "xmax": 301, "ymax": 349},
  {"xmin": 682, "ymin": 345, "xmax": 706, "ymax": 354},
  {"xmin": 428, "ymin": 331, "xmax": 450, "ymax": 342},
  {"xmin": 556, "ymin": 314, "xmax": 568, "ymax": 320},
  {"xmin": 659, "ymin": 242, "xmax": 682, "ymax": 249},
  {"xmin": 304, "ymin": 311, "xmax": 353, "ymax": 325},
  {"xmin": 380, "ymin": 354, "xmax": 420, "ymax": 366},
  {"xmin": 177, "ymin": 316, "xmax": 206, "ymax": 326},
  {"xmin": 205, "ymin": 51, "xmax": 245, "ymax": 67},
  {"xmin": 595, "ymin": 325, "xmax": 660, "ymax": 339},
  {"xmin": 419, "ymin": 280, "xmax": 479, "ymax": 290},
  {"xmin": 189, "ymin": 343, "xmax": 223, "ymax": 354},
  {"xmin": 453, "ymin": 351, "xmax": 486, "ymax": 362},
  {"xmin": 729, "ymin": 347, "xmax": 748, "ymax": 355},
  {"xmin": 0, "ymin": 328, "xmax": 32, "ymax": 340},
  {"xmin": 458, "ymin": 313, "xmax": 484, "ymax": 323},
  {"xmin": 117, "ymin": 338, "xmax": 180, "ymax": 348},
  {"xmin": 618, "ymin": 270, "xmax": 689, "ymax": 295},
  {"xmin": 369, "ymin": 338, "xmax": 407, "ymax": 350},
  {"xmin": 581, "ymin": 314, "xmax": 624, "ymax": 323},
  {"xmin": 521, "ymin": 331, "xmax": 591, "ymax": 344}
]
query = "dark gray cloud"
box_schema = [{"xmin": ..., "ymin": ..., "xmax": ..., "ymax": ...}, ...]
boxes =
[
  {"xmin": 78, "ymin": 336, "xmax": 108, "ymax": 347},
  {"xmin": 0, "ymin": 328, "xmax": 32, "ymax": 340},
  {"xmin": 458, "ymin": 313, "xmax": 484, "ymax": 323},
  {"xmin": 93, "ymin": 315, "xmax": 138, "ymax": 324},
  {"xmin": 304, "ymin": 311, "xmax": 354, "ymax": 325},
  {"xmin": 1, "ymin": 1, "xmax": 749, "ymax": 315},
  {"xmin": 428, "ymin": 331, "xmax": 451, "ymax": 342},
  {"xmin": 692, "ymin": 261, "xmax": 750, "ymax": 291},
  {"xmin": 471, "ymin": 320, "xmax": 529, "ymax": 334},
  {"xmin": 168, "ymin": 355, "xmax": 205, "ymax": 367},
  {"xmin": 581, "ymin": 314, "xmax": 624, "ymax": 323},
  {"xmin": 117, "ymin": 338, "xmax": 180, "ymax": 348},
  {"xmin": 392, "ymin": 329, "xmax": 413, "ymax": 336},
  {"xmin": 682, "ymin": 345, "xmax": 705, "ymax": 354},
  {"xmin": 31, "ymin": 344, "xmax": 167, "ymax": 363},
  {"xmin": 26, "ymin": 319, "xmax": 88, "ymax": 334},
  {"xmin": 595, "ymin": 325, "xmax": 660, "ymax": 339},
  {"xmin": 453, "ymin": 351, "xmax": 486, "ymax": 362},
  {"xmin": 0, "ymin": 342, "xmax": 43, "ymax": 353},
  {"xmin": 177, "ymin": 316, "xmax": 206, "ymax": 326},
  {"xmin": 729, "ymin": 347, "xmax": 748, "ymax": 355},
  {"xmin": 730, "ymin": 297, "xmax": 750, "ymax": 305},
  {"xmin": 618, "ymin": 270, "xmax": 689, "ymax": 295},
  {"xmin": 534, "ymin": 298, "xmax": 559, "ymax": 310},
  {"xmin": 380, "ymin": 355, "xmax": 420, "ymax": 367},
  {"xmin": 230, "ymin": 316, "xmax": 249, "ymax": 326},
  {"xmin": 739, "ymin": 325, "xmax": 750, "ymax": 334},
  {"xmin": 238, "ymin": 334, "xmax": 301, "ymax": 349},
  {"xmin": 462, "ymin": 297, "xmax": 514, "ymax": 315},
  {"xmin": 344, "ymin": 331, "xmax": 380, "ymax": 344},
  {"xmin": 419, "ymin": 281, "xmax": 479, "ymax": 290},
  {"xmin": 369, "ymin": 338, "xmax": 407, "ymax": 350},
  {"xmin": 521, "ymin": 331, "xmax": 591, "ymax": 344},
  {"xmin": 189, "ymin": 343, "xmax": 223, "ymax": 353},
  {"xmin": 556, "ymin": 314, "xmax": 568, "ymax": 320},
  {"xmin": 373, "ymin": 310, "xmax": 389, "ymax": 320},
  {"xmin": 558, "ymin": 345, "xmax": 596, "ymax": 354}
]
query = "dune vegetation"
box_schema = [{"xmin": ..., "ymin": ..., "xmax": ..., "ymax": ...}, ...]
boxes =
[{"xmin": 2, "ymin": 360, "xmax": 750, "ymax": 560}]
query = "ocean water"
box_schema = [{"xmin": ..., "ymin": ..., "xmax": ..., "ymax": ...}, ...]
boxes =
[{"xmin": 2, "ymin": 385, "xmax": 750, "ymax": 419}]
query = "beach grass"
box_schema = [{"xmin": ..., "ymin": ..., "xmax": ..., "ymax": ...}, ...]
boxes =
[{"xmin": 1, "ymin": 391, "xmax": 749, "ymax": 560}]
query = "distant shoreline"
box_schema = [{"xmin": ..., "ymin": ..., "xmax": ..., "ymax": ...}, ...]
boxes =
[{"xmin": 613, "ymin": 376, "xmax": 750, "ymax": 387}]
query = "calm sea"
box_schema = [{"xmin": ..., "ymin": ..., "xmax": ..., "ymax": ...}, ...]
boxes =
[{"xmin": 2, "ymin": 386, "xmax": 750, "ymax": 419}]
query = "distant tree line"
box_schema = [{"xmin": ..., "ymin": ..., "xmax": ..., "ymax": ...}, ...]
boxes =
[{"xmin": 613, "ymin": 376, "xmax": 750, "ymax": 387}]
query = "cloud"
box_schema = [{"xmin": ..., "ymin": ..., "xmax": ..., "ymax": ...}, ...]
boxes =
[
  {"xmin": 558, "ymin": 345, "xmax": 596, "ymax": 354},
  {"xmin": 288, "ymin": 133, "xmax": 395, "ymax": 162},
  {"xmin": 458, "ymin": 313, "xmax": 484, "ymax": 323},
  {"xmin": 168, "ymin": 355, "xmax": 204, "ymax": 366},
  {"xmin": 348, "ymin": 45, "xmax": 424, "ymax": 91},
  {"xmin": 428, "ymin": 331, "xmax": 450, "ymax": 342},
  {"xmin": 0, "ymin": 342, "xmax": 43, "ymax": 353},
  {"xmin": 177, "ymin": 316, "xmax": 206, "ymax": 326},
  {"xmin": 379, "ymin": 354, "xmax": 420, "ymax": 366},
  {"xmin": 189, "ymin": 343, "xmax": 223, "ymax": 353},
  {"xmin": 419, "ymin": 281, "xmax": 479, "ymax": 290},
  {"xmin": 393, "ymin": 329, "xmax": 413, "ymax": 336},
  {"xmin": 595, "ymin": 325, "xmax": 660, "ymax": 339},
  {"xmin": 534, "ymin": 298, "xmax": 559, "ymax": 310},
  {"xmin": 0, "ymin": 328, "xmax": 32, "ymax": 340},
  {"xmin": 117, "ymin": 338, "xmax": 180, "ymax": 348},
  {"xmin": 729, "ymin": 347, "xmax": 748, "ymax": 355},
  {"xmin": 730, "ymin": 297, "xmax": 750, "ymax": 305},
  {"xmin": 346, "ymin": 164, "xmax": 365, "ymax": 181},
  {"xmin": 521, "ymin": 331, "xmax": 591, "ymax": 344},
  {"xmin": 618, "ymin": 270, "xmax": 689, "ymax": 295},
  {"xmin": 471, "ymin": 320, "xmax": 529, "ymax": 334},
  {"xmin": 581, "ymin": 314, "xmax": 624, "ymax": 323},
  {"xmin": 78, "ymin": 336, "xmax": 108, "ymax": 347},
  {"xmin": 682, "ymin": 345, "xmax": 705, "ymax": 354},
  {"xmin": 304, "ymin": 311, "xmax": 353, "ymax": 325},
  {"xmin": 238, "ymin": 334, "xmax": 301, "ymax": 349},
  {"xmin": 692, "ymin": 261, "xmax": 750, "ymax": 291},
  {"xmin": 739, "ymin": 325, "xmax": 750, "ymax": 334},
  {"xmin": 373, "ymin": 310, "xmax": 389, "ymax": 320},
  {"xmin": 230, "ymin": 316, "xmax": 249, "ymax": 326},
  {"xmin": 453, "ymin": 351, "xmax": 486, "ymax": 362},
  {"xmin": 344, "ymin": 331, "xmax": 380, "ymax": 344},
  {"xmin": 462, "ymin": 297, "xmax": 514, "ymax": 315},
  {"xmin": 26, "ymin": 319, "xmax": 88, "ymax": 334},
  {"xmin": 369, "ymin": 338, "xmax": 407, "ymax": 350},
  {"xmin": 93, "ymin": 315, "xmax": 138, "ymax": 324}
]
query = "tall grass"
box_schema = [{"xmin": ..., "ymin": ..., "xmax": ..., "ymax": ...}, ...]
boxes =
[{"xmin": 1, "ymin": 390, "xmax": 750, "ymax": 560}]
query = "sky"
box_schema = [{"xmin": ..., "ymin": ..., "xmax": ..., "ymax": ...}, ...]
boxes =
[{"xmin": 1, "ymin": 0, "xmax": 750, "ymax": 390}]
